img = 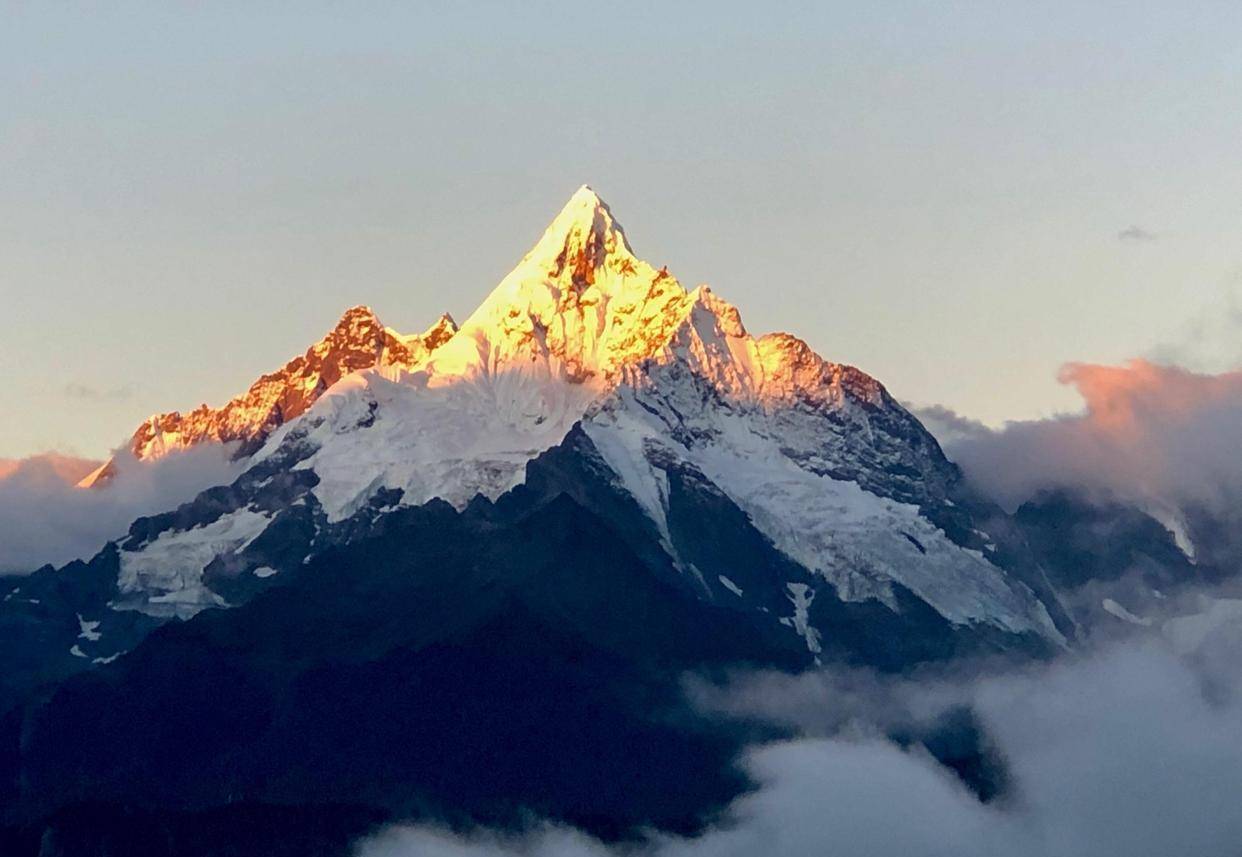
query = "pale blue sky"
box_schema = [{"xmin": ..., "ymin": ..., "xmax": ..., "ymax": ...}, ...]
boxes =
[{"xmin": 4, "ymin": 2, "xmax": 1242, "ymax": 458}]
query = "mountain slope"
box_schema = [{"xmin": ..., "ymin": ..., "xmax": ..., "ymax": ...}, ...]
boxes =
[
  {"xmin": 1, "ymin": 491, "xmax": 802, "ymax": 838},
  {"xmin": 2, "ymin": 479, "xmax": 1025, "ymax": 854}
]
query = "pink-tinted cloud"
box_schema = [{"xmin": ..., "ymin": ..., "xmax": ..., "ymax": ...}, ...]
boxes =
[
  {"xmin": 0, "ymin": 452, "xmax": 100, "ymax": 485},
  {"xmin": 920, "ymin": 359, "xmax": 1242, "ymax": 514}
]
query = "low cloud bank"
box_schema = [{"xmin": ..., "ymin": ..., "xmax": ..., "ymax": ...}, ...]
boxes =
[
  {"xmin": 915, "ymin": 359, "xmax": 1242, "ymax": 514},
  {"xmin": 0, "ymin": 446, "xmax": 242, "ymax": 573},
  {"xmin": 357, "ymin": 596, "xmax": 1242, "ymax": 857},
  {"xmin": 0, "ymin": 453, "xmax": 99, "ymax": 485}
]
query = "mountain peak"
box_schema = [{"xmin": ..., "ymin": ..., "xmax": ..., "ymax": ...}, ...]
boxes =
[
  {"xmin": 326, "ymin": 304, "xmax": 385, "ymax": 347},
  {"xmin": 435, "ymin": 186, "xmax": 688, "ymax": 384},
  {"xmin": 337, "ymin": 304, "xmax": 380, "ymax": 323},
  {"xmin": 518, "ymin": 185, "xmax": 636, "ymax": 288},
  {"xmin": 425, "ymin": 312, "xmax": 457, "ymax": 339},
  {"xmin": 560, "ymin": 184, "xmax": 611, "ymax": 225}
]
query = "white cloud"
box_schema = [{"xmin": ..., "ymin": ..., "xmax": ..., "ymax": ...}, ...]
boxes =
[
  {"xmin": 355, "ymin": 599, "xmax": 1242, "ymax": 857},
  {"xmin": 0, "ymin": 445, "xmax": 243, "ymax": 572}
]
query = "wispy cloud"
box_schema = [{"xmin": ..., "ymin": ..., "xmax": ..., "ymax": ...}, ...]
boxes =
[
  {"xmin": 1118, "ymin": 225, "xmax": 1158, "ymax": 243},
  {"xmin": 1145, "ymin": 282, "xmax": 1242, "ymax": 370},
  {"xmin": 906, "ymin": 403, "xmax": 993, "ymax": 447},
  {"xmin": 63, "ymin": 382, "xmax": 134, "ymax": 402}
]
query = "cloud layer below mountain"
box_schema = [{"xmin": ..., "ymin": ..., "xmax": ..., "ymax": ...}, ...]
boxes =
[
  {"xmin": 357, "ymin": 594, "xmax": 1242, "ymax": 857},
  {"xmin": 0, "ymin": 446, "xmax": 242, "ymax": 573}
]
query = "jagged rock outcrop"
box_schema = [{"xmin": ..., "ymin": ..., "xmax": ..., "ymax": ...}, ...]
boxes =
[{"xmin": 77, "ymin": 308, "xmax": 457, "ymax": 487}]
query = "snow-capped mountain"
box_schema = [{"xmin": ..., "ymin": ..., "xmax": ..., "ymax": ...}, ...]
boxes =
[
  {"xmin": 83, "ymin": 186, "xmax": 1063, "ymax": 648},
  {"xmin": 0, "ymin": 186, "xmax": 1135, "ymax": 853}
]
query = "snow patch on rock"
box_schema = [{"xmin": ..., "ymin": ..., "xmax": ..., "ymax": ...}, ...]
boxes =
[{"xmin": 117, "ymin": 508, "xmax": 270, "ymax": 617}]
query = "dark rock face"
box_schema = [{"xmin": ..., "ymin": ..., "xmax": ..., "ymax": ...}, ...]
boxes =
[
  {"xmin": 1176, "ymin": 503, "xmax": 1242, "ymax": 585},
  {"xmin": 518, "ymin": 427, "xmax": 1060, "ymax": 665},
  {"xmin": 1016, "ymin": 489, "xmax": 1199, "ymax": 592},
  {"xmin": 0, "ymin": 493, "xmax": 799, "ymax": 848},
  {"xmin": 0, "ymin": 548, "xmax": 162, "ymax": 716},
  {"xmin": 1012, "ymin": 489, "xmax": 1208, "ymax": 631},
  {"xmin": 0, "ymin": 802, "xmax": 387, "ymax": 857}
]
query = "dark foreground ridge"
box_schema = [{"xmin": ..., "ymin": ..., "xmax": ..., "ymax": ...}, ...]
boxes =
[{"xmin": 0, "ymin": 429, "xmax": 1025, "ymax": 855}]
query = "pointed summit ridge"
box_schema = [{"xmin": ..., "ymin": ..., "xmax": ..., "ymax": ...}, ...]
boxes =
[
  {"xmin": 519, "ymin": 185, "xmax": 636, "ymax": 286},
  {"xmin": 437, "ymin": 186, "xmax": 693, "ymax": 384}
]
